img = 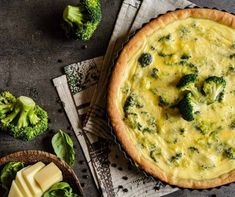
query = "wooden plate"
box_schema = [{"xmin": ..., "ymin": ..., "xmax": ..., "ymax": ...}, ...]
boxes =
[{"xmin": 0, "ymin": 150, "xmax": 83, "ymax": 196}]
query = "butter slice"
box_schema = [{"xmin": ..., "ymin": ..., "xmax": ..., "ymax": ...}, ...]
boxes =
[
  {"xmin": 8, "ymin": 180, "xmax": 23, "ymax": 197},
  {"xmin": 22, "ymin": 162, "xmax": 45, "ymax": 197},
  {"xmin": 15, "ymin": 166, "xmax": 33, "ymax": 197},
  {"xmin": 34, "ymin": 162, "xmax": 63, "ymax": 192}
]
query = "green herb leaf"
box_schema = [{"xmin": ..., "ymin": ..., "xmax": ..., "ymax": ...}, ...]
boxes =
[
  {"xmin": 52, "ymin": 130, "xmax": 75, "ymax": 166},
  {"xmin": 43, "ymin": 182, "xmax": 79, "ymax": 197},
  {"xmin": 0, "ymin": 161, "xmax": 24, "ymax": 194}
]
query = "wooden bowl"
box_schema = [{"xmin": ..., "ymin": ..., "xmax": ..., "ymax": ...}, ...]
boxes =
[{"xmin": 0, "ymin": 150, "xmax": 83, "ymax": 196}]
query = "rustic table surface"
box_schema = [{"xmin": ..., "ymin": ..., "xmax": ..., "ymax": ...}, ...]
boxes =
[{"xmin": 0, "ymin": 0, "xmax": 234, "ymax": 196}]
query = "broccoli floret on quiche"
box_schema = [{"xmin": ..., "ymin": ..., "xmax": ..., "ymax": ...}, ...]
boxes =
[
  {"xmin": 202, "ymin": 76, "xmax": 226, "ymax": 104},
  {"xmin": 138, "ymin": 53, "xmax": 152, "ymax": 67},
  {"xmin": 177, "ymin": 74, "xmax": 197, "ymax": 90},
  {"xmin": 123, "ymin": 93, "xmax": 143, "ymax": 114},
  {"xmin": 223, "ymin": 147, "xmax": 235, "ymax": 159},
  {"xmin": 178, "ymin": 91, "xmax": 199, "ymax": 121}
]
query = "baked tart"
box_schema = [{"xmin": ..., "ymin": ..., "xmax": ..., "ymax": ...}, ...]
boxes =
[{"xmin": 107, "ymin": 8, "xmax": 235, "ymax": 189}]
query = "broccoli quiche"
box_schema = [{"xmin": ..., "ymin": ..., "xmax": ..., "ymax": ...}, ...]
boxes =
[{"xmin": 107, "ymin": 8, "xmax": 235, "ymax": 189}]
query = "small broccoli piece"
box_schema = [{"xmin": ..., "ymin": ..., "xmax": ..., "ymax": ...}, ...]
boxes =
[
  {"xmin": 184, "ymin": 63, "xmax": 199, "ymax": 74},
  {"xmin": 229, "ymin": 53, "xmax": 235, "ymax": 59},
  {"xmin": 202, "ymin": 76, "xmax": 226, "ymax": 104},
  {"xmin": 230, "ymin": 119, "xmax": 235, "ymax": 129},
  {"xmin": 178, "ymin": 92, "xmax": 199, "ymax": 121},
  {"xmin": 170, "ymin": 153, "xmax": 182, "ymax": 163},
  {"xmin": 194, "ymin": 117, "xmax": 214, "ymax": 135},
  {"xmin": 158, "ymin": 96, "xmax": 169, "ymax": 107},
  {"xmin": 158, "ymin": 34, "xmax": 171, "ymax": 42},
  {"xmin": 124, "ymin": 113, "xmax": 138, "ymax": 129},
  {"xmin": 223, "ymin": 147, "xmax": 235, "ymax": 159},
  {"xmin": 180, "ymin": 54, "xmax": 191, "ymax": 60},
  {"xmin": 63, "ymin": 0, "xmax": 102, "ymax": 41},
  {"xmin": 227, "ymin": 66, "xmax": 235, "ymax": 75},
  {"xmin": 177, "ymin": 74, "xmax": 197, "ymax": 89},
  {"xmin": 150, "ymin": 148, "xmax": 161, "ymax": 162},
  {"xmin": 188, "ymin": 146, "xmax": 199, "ymax": 154},
  {"xmin": 177, "ymin": 74, "xmax": 200, "ymax": 99},
  {"xmin": 138, "ymin": 53, "xmax": 152, "ymax": 67},
  {"xmin": 150, "ymin": 68, "xmax": 158, "ymax": 79},
  {"xmin": 123, "ymin": 94, "xmax": 143, "ymax": 114},
  {"xmin": 1, "ymin": 96, "xmax": 48, "ymax": 141},
  {"xmin": 0, "ymin": 92, "xmax": 16, "ymax": 119},
  {"xmin": 158, "ymin": 51, "xmax": 173, "ymax": 58}
]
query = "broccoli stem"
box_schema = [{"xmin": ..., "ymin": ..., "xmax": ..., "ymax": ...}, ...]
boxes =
[
  {"xmin": 1, "ymin": 108, "xmax": 20, "ymax": 126},
  {"xmin": 1, "ymin": 96, "xmax": 39, "ymax": 128},
  {"xmin": 17, "ymin": 96, "xmax": 38, "ymax": 128},
  {"xmin": 63, "ymin": 5, "xmax": 84, "ymax": 26}
]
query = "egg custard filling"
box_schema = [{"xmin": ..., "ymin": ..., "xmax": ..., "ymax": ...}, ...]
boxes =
[{"xmin": 108, "ymin": 9, "xmax": 235, "ymax": 188}]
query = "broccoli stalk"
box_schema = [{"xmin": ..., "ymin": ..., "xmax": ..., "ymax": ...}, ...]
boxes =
[
  {"xmin": 178, "ymin": 92, "xmax": 199, "ymax": 121},
  {"xmin": 0, "ymin": 92, "xmax": 16, "ymax": 119},
  {"xmin": 1, "ymin": 95, "xmax": 48, "ymax": 141},
  {"xmin": 2, "ymin": 96, "xmax": 39, "ymax": 128},
  {"xmin": 202, "ymin": 76, "xmax": 226, "ymax": 104},
  {"xmin": 63, "ymin": 0, "xmax": 102, "ymax": 41}
]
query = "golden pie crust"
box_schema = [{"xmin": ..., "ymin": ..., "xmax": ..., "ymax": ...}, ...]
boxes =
[{"xmin": 107, "ymin": 8, "xmax": 235, "ymax": 189}]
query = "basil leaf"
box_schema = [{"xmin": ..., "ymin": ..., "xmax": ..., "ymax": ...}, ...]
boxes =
[
  {"xmin": 52, "ymin": 130, "xmax": 75, "ymax": 166},
  {"xmin": 0, "ymin": 161, "xmax": 24, "ymax": 194},
  {"xmin": 43, "ymin": 182, "xmax": 79, "ymax": 197}
]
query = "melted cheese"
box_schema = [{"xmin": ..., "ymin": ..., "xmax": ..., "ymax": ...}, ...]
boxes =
[{"xmin": 118, "ymin": 18, "xmax": 235, "ymax": 180}]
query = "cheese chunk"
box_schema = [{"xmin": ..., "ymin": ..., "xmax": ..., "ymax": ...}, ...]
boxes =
[
  {"xmin": 15, "ymin": 167, "xmax": 33, "ymax": 197},
  {"xmin": 8, "ymin": 181, "xmax": 23, "ymax": 197},
  {"xmin": 34, "ymin": 162, "xmax": 63, "ymax": 192},
  {"xmin": 22, "ymin": 162, "xmax": 45, "ymax": 197}
]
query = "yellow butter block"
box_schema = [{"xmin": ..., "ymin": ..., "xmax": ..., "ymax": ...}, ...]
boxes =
[
  {"xmin": 34, "ymin": 162, "xmax": 63, "ymax": 192},
  {"xmin": 8, "ymin": 180, "xmax": 24, "ymax": 197},
  {"xmin": 15, "ymin": 166, "xmax": 33, "ymax": 197},
  {"xmin": 22, "ymin": 162, "xmax": 45, "ymax": 197}
]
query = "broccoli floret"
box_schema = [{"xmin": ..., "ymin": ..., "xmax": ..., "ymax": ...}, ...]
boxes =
[
  {"xmin": 177, "ymin": 74, "xmax": 200, "ymax": 99},
  {"xmin": 150, "ymin": 68, "xmax": 158, "ymax": 79},
  {"xmin": 158, "ymin": 51, "xmax": 173, "ymax": 58},
  {"xmin": 194, "ymin": 118, "xmax": 213, "ymax": 135},
  {"xmin": 158, "ymin": 96, "xmax": 169, "ymax": 107},
  {"xmin": 150, "ymin": 148, "xmax": 161, "ymax": 162},
  {"xmin": 178, "ymin": 92, "xmax": 199, "ymax": 121},
  {"xmin": 188, "ymin": 146, "xmax": 199, "ymax": 154},
  {"xmin": 123, "ymin": 94, "xmax": 143, "ymax": 114},
  {"xmin": 229, "ymin": 53, "xmax": 235, "ymax": 59},
  {"xmin": 230, "ymin": 119, "xmax": 235, "ymax": 129},
  {"xmin": 184, "ymin": 63, "xmax": 199, "ymax": 74},
  {"xmin": 138, "ymin": 53, "xmax": 152, "ymax": 67},
  {"xmin": 0, "ymin": 92, "xmax": 16, "ymax": 119},
  {"xmin": 170, "ymin": 153, "xmax": 182, "ymax": 163},
  {"xmin": 180, "ymin": 54, "xmax": 191, "ymax": 60},
  {"xmin": 1, "ymin": 96, "xmax": 48, "ymax": 141},
  {"xmin": 202, "ymin": 76, "xmax": 226, "ymax": 104},
  {"xmin": 63, "ymin": 0, "xmax": 102, "ymax": 41},
  {"xmin": 158, "ymin": 34, "xmax": 171, "ymax": 42},
  {"xmin": 223, "ymin": 147, "xmax": 235, "ymax": 159},
  {"xmin": 177, "ymin": 74, "xmax": 197, "ymax": 89}
]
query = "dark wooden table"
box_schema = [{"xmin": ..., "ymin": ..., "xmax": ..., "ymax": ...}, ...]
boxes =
[{"xmin": 0, "ymin": 0, "xmax": 234, "ymax": 196}]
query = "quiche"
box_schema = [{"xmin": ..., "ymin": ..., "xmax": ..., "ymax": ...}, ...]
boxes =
[{"xmin": 107, "ymin": 8, "xmax": 235, "ymax": 189}]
